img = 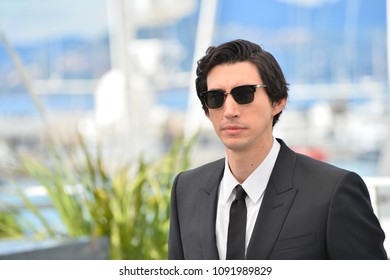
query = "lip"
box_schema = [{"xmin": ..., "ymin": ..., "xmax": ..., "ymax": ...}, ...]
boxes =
[{"xmin": 222, "ymin": 125, "xmax": 246, "ymax": 135}]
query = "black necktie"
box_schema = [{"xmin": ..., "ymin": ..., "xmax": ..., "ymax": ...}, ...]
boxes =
[{"xmin": 226, "ymin": 184, "xmax": 247, "ymax": 260}]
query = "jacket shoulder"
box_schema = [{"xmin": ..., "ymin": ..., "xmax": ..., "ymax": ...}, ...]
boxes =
[
  {"xmin": 177, "ymin": 158, "xmax": 224, "ymax": 179},
  {"xmin": 173, "ymin": 158, "xmax": 224, "ymax": 193}
]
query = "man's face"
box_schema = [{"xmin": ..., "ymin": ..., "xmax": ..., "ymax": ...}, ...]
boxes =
[{"xmin": 206, "ymin": 61, "xmax": 286, "ymax": 154}]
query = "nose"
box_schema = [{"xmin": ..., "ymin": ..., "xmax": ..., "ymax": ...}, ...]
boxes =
[{"xmin": 223, "ymin": 93, "xmax": 240, "ymax": 118}]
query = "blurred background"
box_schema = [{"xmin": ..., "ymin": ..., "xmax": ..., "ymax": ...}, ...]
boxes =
[{"xmin": 0, "ymin": 0, "xmax": 389, "ymax": 259}]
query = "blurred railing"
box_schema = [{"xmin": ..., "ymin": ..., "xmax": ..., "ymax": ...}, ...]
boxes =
[
  {"xmin": 364, "ymin": 176, "xmax": 390, "ymax": 254},
  {"xmin": 364, "ymin": 177, "xmax": 390, "ymax": 216}
]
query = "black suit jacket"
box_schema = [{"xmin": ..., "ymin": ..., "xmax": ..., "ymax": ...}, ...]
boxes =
[{"xmin": 168, "ymin": 139, "xmax": 387, "ymax": 259}]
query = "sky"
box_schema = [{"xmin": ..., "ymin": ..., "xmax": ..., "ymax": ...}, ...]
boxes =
[
  {"xmin": 0, "ymin": 0, "xmax": 388, "ymax": 84},
  {"xmin": 0, "ymin": 0, "xmax": 108, "ymax": 44},
  {"xmin": 276, "ymin": 0, "xmax": 342, "ymax": 8},
  {"xmin": 0, "ymin": 0, "xmax": 386, "ymax": 46}
]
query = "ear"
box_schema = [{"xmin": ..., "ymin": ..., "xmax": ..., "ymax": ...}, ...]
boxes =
[{"xmin": 272, "ymin": 98, "xmax": 287, "ymax": 116}]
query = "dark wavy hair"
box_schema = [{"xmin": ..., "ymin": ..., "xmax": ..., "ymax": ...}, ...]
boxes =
[{"xmin": 195, "ymin": 39, "xmax": 289, "ymax": 126}]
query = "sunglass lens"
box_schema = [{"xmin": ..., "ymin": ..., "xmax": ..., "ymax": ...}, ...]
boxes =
[
  {"xmin": 231, "ymin": 86, "xmax": 255, "ymax": 104},
  {"xmin": 205, "ymin": 91, "xmax": 225, "ymax": 109}
]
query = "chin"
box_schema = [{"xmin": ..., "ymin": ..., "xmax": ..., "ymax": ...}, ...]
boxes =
[{"xmin": 223, "ymin": 141, "xmax": 250, "ymax": 152}]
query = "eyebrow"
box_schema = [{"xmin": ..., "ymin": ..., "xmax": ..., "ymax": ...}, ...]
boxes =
[
  {"xmin": 207, "ymin": 87, "xmax": 225, "ymax": 91},
  {"xmin": 207, "ymin": 84, "xmax": 262, "ymax": 92}
]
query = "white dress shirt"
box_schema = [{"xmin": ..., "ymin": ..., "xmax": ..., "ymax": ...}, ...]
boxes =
[{"xmin": 216, "ymin": 138, "xmax": 281, "ymax": 259}]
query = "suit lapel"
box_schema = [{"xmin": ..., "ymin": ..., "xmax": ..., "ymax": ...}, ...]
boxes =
[
  {"xmin": 246, "ymin": 139, "xmax": 298, "ymax": 259},
  {"xmin": 199, "ymin": 159, "xmax": 225, "ymax": 259}
]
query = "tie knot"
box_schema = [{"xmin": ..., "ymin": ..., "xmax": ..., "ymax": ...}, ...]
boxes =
[{"xmin": 235, "ymin": 185, "xmax": 247, "ymax": 201}]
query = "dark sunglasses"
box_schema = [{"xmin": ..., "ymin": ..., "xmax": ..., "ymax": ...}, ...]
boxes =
[{"xmin": 200, "ymin": 84, "xmax": 267, "ymax": 109}]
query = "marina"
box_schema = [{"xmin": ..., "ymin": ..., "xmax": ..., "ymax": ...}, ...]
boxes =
[{"xmin": 1, "ymin": 0, "xmax": 390, "ymax": 259}]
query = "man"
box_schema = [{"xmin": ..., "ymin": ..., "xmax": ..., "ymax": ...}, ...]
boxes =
[{"xmin": 168, "ymin": 39, "xmax": 387, "ymax": 259}]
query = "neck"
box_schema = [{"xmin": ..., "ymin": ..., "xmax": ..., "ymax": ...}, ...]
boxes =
[{"xmin": 226, "ymin": 137, "xmax": 274, "ymax": 184}]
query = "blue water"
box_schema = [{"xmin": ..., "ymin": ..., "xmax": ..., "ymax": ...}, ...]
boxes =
[
  {"xmin": 0, "ymin": 93, "xmax": 95, "ymax": 116},
  {"xmin": 0, "ymin": 183, "xmax": 67, "ymax": 240},
  {"xmin": 0, "ymin": 88, "xmax": 189, "ymax": 117}
]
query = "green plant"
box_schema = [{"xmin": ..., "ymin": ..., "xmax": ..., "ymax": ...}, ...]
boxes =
[
  {"xmin": 0, "ymin": 210, "xmax": 24, "ymax": 239},
  {"xmin": 18, "ymin": 133, "xmax": 197, "ymax": 259},
  {"xmin": 2, "ymin": 26, "xmax": 197, "ymax": 258}
]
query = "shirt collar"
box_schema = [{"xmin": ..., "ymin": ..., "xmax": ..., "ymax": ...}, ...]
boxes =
[{"xmin": 220, "ymin": 138, "xmax": 281, "ymax": 203}]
